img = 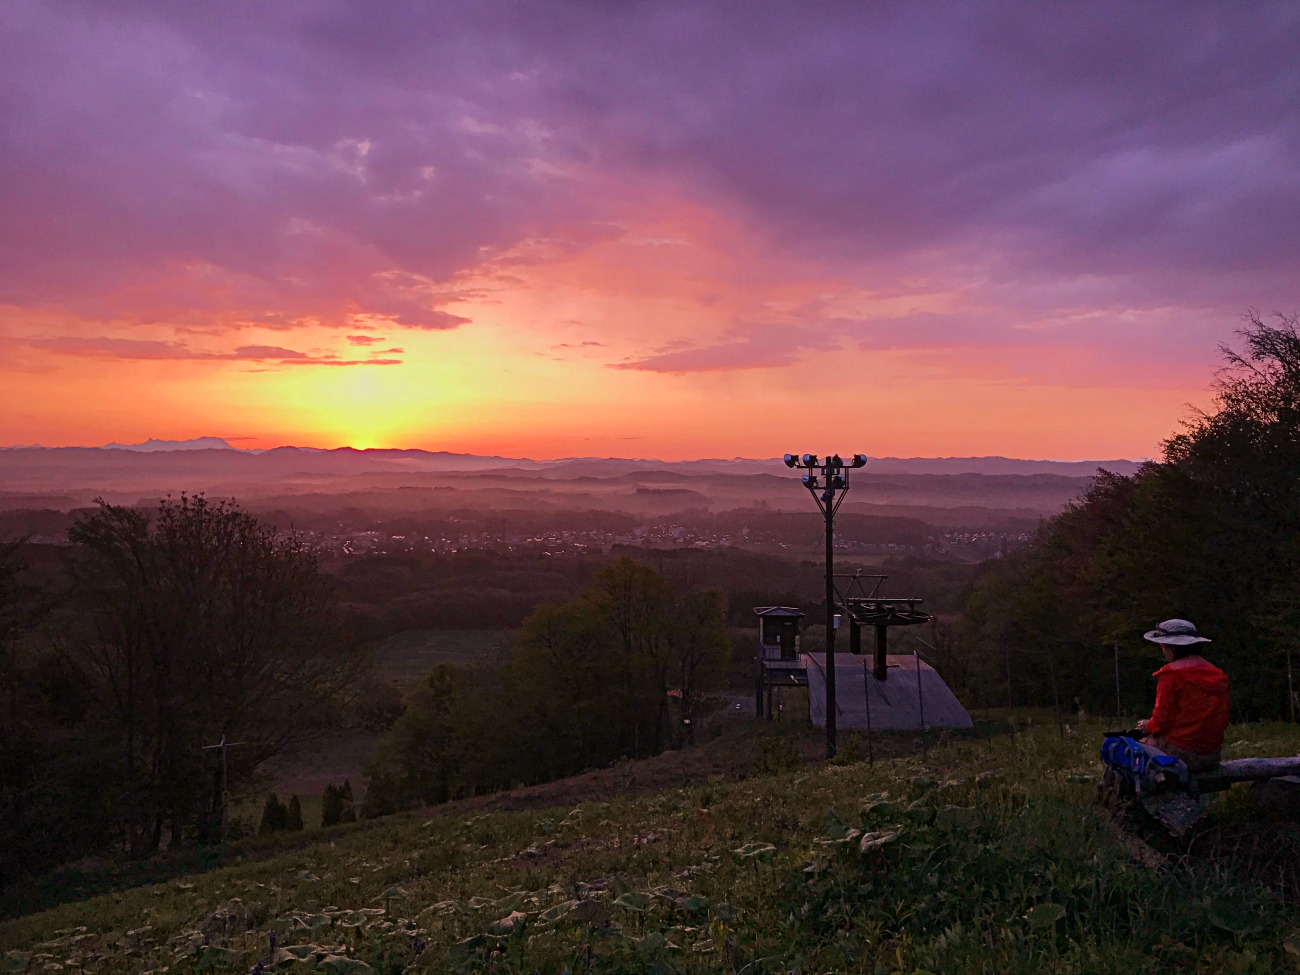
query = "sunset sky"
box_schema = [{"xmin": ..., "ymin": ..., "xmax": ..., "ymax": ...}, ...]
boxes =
[{"xmin": 3, "ymin": 2, "xmax": 1299, "ymax": 460}]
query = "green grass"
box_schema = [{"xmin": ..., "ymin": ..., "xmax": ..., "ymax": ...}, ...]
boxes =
[{"xmin": 3, "ymin": 719, "xmax": 1299, "ymax": 974}]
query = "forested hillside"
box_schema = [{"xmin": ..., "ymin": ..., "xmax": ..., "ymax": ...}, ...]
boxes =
[
  {"xmin": 0, "ymin": 497, "xmax": 364, "ymax": 881},
  {"xmin": 361, "ymin": 557, "xmax": 731, "ymax": 815},
  {"xmin": 959, "ymin": 314, "xmax": 1300, "ymax": 720}
]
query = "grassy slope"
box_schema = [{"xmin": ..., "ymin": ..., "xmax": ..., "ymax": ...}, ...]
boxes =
[{"xmin": 3, "ymin": 718, "xmax": 1299, "ymax": 975}]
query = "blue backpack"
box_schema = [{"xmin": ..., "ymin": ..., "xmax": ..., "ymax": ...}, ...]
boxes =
[{"xmin": 1101, "ymin": 734, "xmax": 1188, "ymax": 794}]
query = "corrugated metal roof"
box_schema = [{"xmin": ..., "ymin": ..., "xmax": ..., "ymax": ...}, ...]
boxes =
[
  {"xmin": 803, "ymin": 653, "xmax": 973, "ymax": 730},
  {"xmin": 753, "ymin": 605, "xmax": 805, "ymax": 617}
]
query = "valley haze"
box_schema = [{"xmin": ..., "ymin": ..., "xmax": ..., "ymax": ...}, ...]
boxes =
[
  {"xmin": 0, "ymin": 438, "xmax": 1142, "ymax": 565},
  {"xmin": 0, "ymin": 437, "xmax": 1138, "ymax": 514}
]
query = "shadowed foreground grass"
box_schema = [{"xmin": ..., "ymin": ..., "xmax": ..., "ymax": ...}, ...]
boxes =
[{"xmin": 3, "ymin": 718, "xmax": 1299, "ymax": 974}]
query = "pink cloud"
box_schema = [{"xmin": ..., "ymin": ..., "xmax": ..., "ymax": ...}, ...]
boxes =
[
  {"xmin": 26, "ymin": 336, "xmax": 401, "ymax": 366},
  {"xmin": 613, "ymin": 341, "xmax": 800, "ymax": 373},
  {"xmin": 278, "ymin": 357, "xmax": 403, "ymax": 367},
  {"xmin": 1, "ymin": 0, "xmax": 1298, "ymax": 455},
  {"xmin": 613, "ymin": 319, "xmax": 849, "ymax": 373}
]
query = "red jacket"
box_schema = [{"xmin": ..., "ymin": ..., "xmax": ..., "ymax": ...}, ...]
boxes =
[{"xmin": 1147, "ymin": 657, "xmax": 1230, "ymax": 755}]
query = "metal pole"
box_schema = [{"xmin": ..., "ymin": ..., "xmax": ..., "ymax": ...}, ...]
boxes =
[
  {"xmin": 824, "ymin": 482, "xmax": 837, "ymax": 759},
  {"xmin": 862, "ymin": 659, "xmax": 874, "ymax": 764},
  {"xmin": 914, "ymin": 649, "xmax": 927, "ymax": 757},
  {"xmin": 1005, "ymin": 649, "xmax": 1013, "ymax": 708},
  {"xmin": 221, "ymin": 746, "xmax": 229, "ymax": 843},
  {"xmin": 1288, "ymin": 644, "xmax": 1296, "ymax": 723},
  {"xmin": 202, "ymin": 736, "xmax": 247, "ymax": 847},
  {"xmin": 784, "ymin": 452, "xmax": 864, "ymax": 757},
  {"xmin": 1114, "ymin": 644, "xmax": 1122, "ymax": 721}
]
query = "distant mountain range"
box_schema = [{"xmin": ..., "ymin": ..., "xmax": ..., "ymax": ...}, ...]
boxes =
[
  {"xmin": 0, "ymin": 437, "xmax": 1146, "ymax": 478},
  {"xmin": 101, "ymin": 437, "xmax": 248, "ymax": 452},
  {"xmin": 0, "ymin": 437, "xmax": 1148, "ymax": 523}
]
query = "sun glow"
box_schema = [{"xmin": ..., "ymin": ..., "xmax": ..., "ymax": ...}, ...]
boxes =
[{"xmin": 0, "ymin": 197, "xmax": 1220, "ymax": 460}]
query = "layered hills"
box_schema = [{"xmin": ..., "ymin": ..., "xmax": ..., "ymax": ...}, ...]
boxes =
[{"xmin": 0, "ymin": 440, "xmax": 1142, "ymax": 522}]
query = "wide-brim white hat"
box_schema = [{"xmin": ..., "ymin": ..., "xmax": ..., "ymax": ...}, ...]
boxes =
[{"xmin": 1143, "ymin": 618, "xmax": 1211, "ymax": 646}]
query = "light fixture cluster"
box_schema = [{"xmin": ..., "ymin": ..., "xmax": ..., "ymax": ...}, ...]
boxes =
[
  {"xmin": 783, "ymin": 452, "xmax": 867, "ymax": 489},
  {"xmin": 782, "ymin": 453, "xmax": 868, "ymax": 469}
]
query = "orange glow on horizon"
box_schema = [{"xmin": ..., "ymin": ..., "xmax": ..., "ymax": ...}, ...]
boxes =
[{"xmin": 0, "ymin": 198, "xmax": 1222, "ymax": 462}]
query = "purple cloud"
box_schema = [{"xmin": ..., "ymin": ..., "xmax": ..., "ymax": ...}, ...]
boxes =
[
  {"xmin": 234, "ymin": 345, "xmax": 309, "ymax": 360},
  {"xmin": 1, "ymin": 0, "xmax": 1298, "ymax": 361}
]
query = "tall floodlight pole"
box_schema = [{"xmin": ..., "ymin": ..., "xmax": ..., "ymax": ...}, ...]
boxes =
[{"xmin": 784, "ymin": 452, "xmax": 867, "ymax": 758}]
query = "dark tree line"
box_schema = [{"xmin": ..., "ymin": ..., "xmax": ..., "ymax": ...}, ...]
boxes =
[
  {"xmin": 0, "ymin": 496, "xmax": 364, "ymax": 886},
  {"xmin": 362, "ymin": 557, "xmax": 731, "ymax": 816},
  {"xmin": 960, "ymin": 314, "xmax": 1300, "ymax": 721}
]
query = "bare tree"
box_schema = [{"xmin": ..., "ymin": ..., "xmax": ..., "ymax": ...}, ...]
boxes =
[{"xmin": 68, "ymin": 495, "xmax": 365, "ymax": 856}]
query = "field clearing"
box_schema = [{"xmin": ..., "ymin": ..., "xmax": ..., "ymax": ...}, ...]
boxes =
[
  {"xmin": 244, "ymin": 730, "xmax": 379, "ymax": 820},
  {"xmin": 5, "ymin": 718, "xmax": 1299, "ymax": 973},
  {"xmin": 370, "ymin": 629, "xmax": 513, "ymax": 685},
  {"xmin": 244, "ymin": 629, "xmax": 513, "ymax": 805}
]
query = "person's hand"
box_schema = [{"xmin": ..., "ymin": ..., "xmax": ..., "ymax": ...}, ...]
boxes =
[{"xmin": 1136, "ymin": 719, "xmax": 1149, "ymax": 733}]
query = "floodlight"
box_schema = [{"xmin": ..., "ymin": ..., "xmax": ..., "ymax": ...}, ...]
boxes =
[{"xmin": 780, "ymin": 445, "xmax": 865, "ymax": 761}]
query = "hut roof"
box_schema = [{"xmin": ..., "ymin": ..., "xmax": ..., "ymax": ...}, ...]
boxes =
[{"xmin": 803, "ymin": 653, "xmax": 972, "ymax": 730}]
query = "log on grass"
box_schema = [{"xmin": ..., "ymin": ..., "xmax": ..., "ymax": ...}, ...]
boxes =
[
  {"xmin": 1216, "ymin": 756, "xmax": 1300, "ymax": 781},
  {"xmin": 1195, "ymin": 756, "xmax": 1300, "ymax": 793}
]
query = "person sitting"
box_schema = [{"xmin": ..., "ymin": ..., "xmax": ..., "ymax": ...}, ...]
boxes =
[{"xmin": 1135, "ymin": 618, "xmax": 1229, "ymax": 772}]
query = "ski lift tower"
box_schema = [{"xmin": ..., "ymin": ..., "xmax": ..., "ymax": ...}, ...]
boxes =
[{"xmin": 837, "ymin": 572, "xmax": 932, "ymax": 680}]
